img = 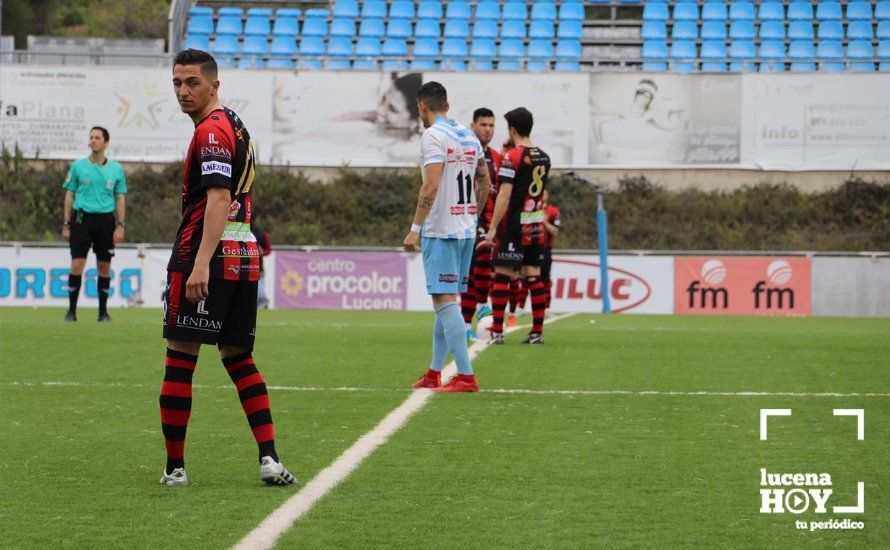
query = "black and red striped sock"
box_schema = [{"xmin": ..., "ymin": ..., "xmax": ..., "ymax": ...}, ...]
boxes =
[
  {"xmin": 490, "ymin": 273, "xmax": 511, "ymax": 333},
  {"xmin": 527, "ymin": 276, "xmax": 547, "ymax": 334},
  {"xmin": 545, "ymin": 280, "xmax": 553, "ymax": 309},
  {"xmin": 518, "ymin": 279, "xmax": 529, "ymax": 309},
  {"xmin": 508, "ymin": 279, "xmax": 521, "ymax": 313},
  {"xmin": 222, "ymin": 352, "xmax": 278, "ymax": 462},
  {"xmin": 474, "ymin": 259, "xmax": 493, "ymax": 304},
  {"xmin": 460, "ymin": 269, "xmax": 478, "ymax": 324},
  {"xmin": 160, "ymin": 348, "xmax": 198, "ymax": 474}
]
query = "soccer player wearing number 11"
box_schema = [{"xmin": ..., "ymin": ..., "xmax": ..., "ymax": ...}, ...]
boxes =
[{"xmin": 403, "ymin": 82, "xmax": 491, "ymax": 393}]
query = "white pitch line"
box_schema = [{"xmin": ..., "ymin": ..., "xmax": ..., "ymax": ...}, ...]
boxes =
[{"xmin": 232, "ymin": 312, "xmax": 576, "ymax": 550}]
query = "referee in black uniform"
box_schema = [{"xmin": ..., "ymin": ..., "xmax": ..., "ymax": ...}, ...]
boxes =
[{"xmin": 61, "ymin": 126, "xmax": 128, "ymax": 322}]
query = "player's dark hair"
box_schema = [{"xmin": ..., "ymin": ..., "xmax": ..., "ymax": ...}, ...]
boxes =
[
  {"xmin": 417, "ymin": 81, "xmax": 448, "ymax": 113},
  {"xmin": 90, "ymin": 126, "xmax": 110, "ymax": 142},
  {"xmin": 504, "ymin": 107, "xmax": 534, "ymax": 137},
  {"xmin": 172, "ymin": 48, "xmax": 219, "ymax": 80},
  {"xmin": 473, "ymin": 108, "xmax": 495, "ymax": 122}
]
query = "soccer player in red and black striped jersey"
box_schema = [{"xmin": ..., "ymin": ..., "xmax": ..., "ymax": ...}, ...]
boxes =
[
  {"xmin": 481, "ymin": 108, "xmax": 551, "ymax": 345},
  {"xmin": 460, "ymin": 108, "xmax": 502, "ymax": 341},
  {"xmin": 159, "ymin": 49, "xmax": 296, "ymax": 487},
  {"xmin": 540, "ymin": 189, "xmax": 561, "ymax": 309}
]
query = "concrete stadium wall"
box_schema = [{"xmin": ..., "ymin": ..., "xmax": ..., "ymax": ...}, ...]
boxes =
[{"xmin": 812, "ymin": 257, "xmax": 890, "ymax": 318}]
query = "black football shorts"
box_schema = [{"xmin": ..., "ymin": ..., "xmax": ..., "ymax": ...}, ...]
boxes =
[{"xmin": 69, "ymin": 212, "xmax": 115, "ymax": 262}]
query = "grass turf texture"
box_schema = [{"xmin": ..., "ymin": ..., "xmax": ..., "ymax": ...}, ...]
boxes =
[{"xmin": 0, "ymin": 308, "xmax": 887, "ymax": 548}]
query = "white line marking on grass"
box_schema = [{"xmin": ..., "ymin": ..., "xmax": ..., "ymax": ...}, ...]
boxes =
[{"xmin": 233, "ymin": 312, "xmax": 576, "ymax": 550}]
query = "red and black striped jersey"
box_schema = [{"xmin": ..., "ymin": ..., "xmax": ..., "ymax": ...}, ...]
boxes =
[
  {"xmin": 479, "ymin": 147, "xmax": 503, "ymax": 231},
  {"xmin": 497, "ymin": 146, "xmax": 551, "ymax": 246},
  {"xmin": 168, "ymin": 107, "xmax": 260, "ymax": 281},
  {"xmin": 541, "ymin": 204, "xmax": 561, "ymax": 249}
]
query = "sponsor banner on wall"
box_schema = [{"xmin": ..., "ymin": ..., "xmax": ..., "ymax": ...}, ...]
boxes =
[
  {"xmin": 275, "ymin": 252, "xmax": 407, "ymax": 310},
  {"xmin": 741, "ymin": 74, "xmax": 890, "ymax": 170},
  {"xmin": 0, "ymin": 245, "xmax": 143, "ymax": 307},
  {"xmin": 549, "ymin": 255, "xmax": 674, "ymax": 314},
  {"xmin": 674, "ymin": 256, "xmax": 811, "ymax": 316},
  {"xmin": 588, "ymin": 74, "xmax": 742, "ymax": 166},
  {"xmin": 0, "ymin": 66, "xmax": 274, "ymax": 162}
]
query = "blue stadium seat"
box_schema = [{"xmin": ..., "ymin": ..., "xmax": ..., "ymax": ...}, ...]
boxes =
[
  {"xmin": 187, "ymin": 16, "xmax": 213, "ymax": 36},
  {"xmin": 330, "ymin": 18, "xmax": 355, "ymax": 37},
  {"xmin": 848, "ymin": 40, "xmax": 875, "ymax": 71},
  {"xmin": 446, "ymin": 2, "xmax": 472, "ymax": 19},
  {"xmin": 212, "ymin": 35, "xmax": 239, "ymax": 56},
  {"xmin": 847, "ymin": 21, "xmax": 874, "ymax": 40},
  {"xmin": 729, "ymin": 40, "xmax": 756, "ymax": 71},
  {"xmin": 333, "ymin": 0, "xmax": 359, "ymax": 18},
  {"xmin": 218, "ymin": 7, "xmax": 243, "ymax": 16},
  {"xmin": 531, "ymin": 2, "xmax": 557, "ymax": 20},
  {"xmin": 354, "ymin": 59, "xmax": 378, "ymax": 70},
  {"xmin": 498, "ymin": 60, "xmax": 521, "ymax": 71},
  {"xmin": 527, "ymin": 61, "xmax": 550, "ymax": 72},
  {"xmin": 556, "ymin": 40, "xmax": 582, "ymax": 59},
  {"xmin": 415, "ymin": 19, "xmax": 440, "ymax": 38},
  {"xmin": 183, "ymin": 34, "xmax": 211, "ymax": 50},
  {"xmin": 273, "ymin": 17, "xmax": 300, "ymax": 37},
  {"xmin": 304, "ymin": 8, "xmax": 330, "ymax": 18},
  {"xmin": 328, "ymin": 58, "xmax": 352, "ymax": 70},
  {"xmin": 787, "ymin": 2, "xmax": 814, "ymax": 21},
  {"xmin": 216, "ymin": 16, "xmax": 242, "ymax": 36},
  {"xmin": 242, "ymin": 35, "xmax": 268, "ymax": 56},
  {"xmin": 878, "ymin": 40, "xmax": 890, "ymax": 71},
  {"xmin": 701, "ymin": 40, "xmax": 728, "ymax": 72},
  {"xmin": 471, "ymin": 38, "xmax": 497, "ymax": 63},
  {"xmin": 816, "ymin": 2, "xmax": 842, "ymax": 20},
  {"xmin": 300, "ymin": 59, "xmax": 323, "ymax": 70},
  {"xmin": 362, "ymin": 1, "xmax": 387, "ymax": 19},
  {"xmin": 788, "ymin": 22, "xmax": 814, "ymax": 40},
  {"xmin": 759, "ymin": 40, "xmax": 785, "ymax": 71},
  {"xmin": 474, "ymin": 20, "xmax": 499, "ymax": 38},
  {"xmin": 237, "ymin": 57, "xmax": 265, "ymax": 69},
  {"xmin": 642, "ymin": 62, "xmax": 668, "ymax": 72},
  {"xmin": 360, "ymin": 19, "xmax": 385, "ymax": 38},
  {"xmin": 729, "ymin": 2, "xmax": 755, "ymax": 20},
  {"xmin": 529, "ymin": 39, "xmax": 553, "ymax": 60},
  {"xmin": 270, "ymin": 37, "xmax": 298, "ymax": 56},
  {"xmin": 818, "ymin": 40, "xmax": 844, "ymax": 71},
  {"xmin": 188, "ymin": 6, "xmax": 212, "ymax": 16},
  {"xmin": 276, "ymin": 8, "xmax": 302, "ymax": 18},
  {"xmin": 414, "ymin": 38, "xmax": 439, "ymax": 58},
  {"xmin": 878, "ymin": 2, "xmax": 890, "ymax": 20},
  {"xmin": 382, "ymin": 59, "xmax": 405, "ymax": 71},
  {"xmin": 244, "ymin": 16, "xmax": 270, "ymax": 36},
  {"xmin": 355, "ymin": 37, "xmax": 382, "ymax": 59},
  {"xmin": 501, "ymin": 20, "xmax": 526, "ymax": 39},
  {"xmin": 499, "ymin": 39, "xmax": 525, "ymax": 65},
  {"xmin": 759, "ymin": 21, "xmax": 785, "ymax": 40},
  {"xmin": 445, "ymin": 20, "xmax": 470, "ymax": 38},
  {"xmin": 879, "ymin": 21, "xmax": 890, "ymax": 39},
  {"xmin": 758, "ymin": 2, "xmax": 784, "ymax": 21},
  {"xmin": 530, "ymin": 21, "xmax": 555, "ymax": 39},
  {"xmin": 247, "ymin": 7, "xmax": 271, "ymax": 17},
  {"xmin": 701, "ymin": 21, "xmax": 726, "ymax": 39},
  {"xmin": 790, "ymin": 62, "xmax": 816, "ymax": 71},
  {"xmin": 559, "ymin": 2, "xmax": 585, "ymax": 21},
  {"xmin": 672, "ymin": 21, "xmax": 698, "ymax": 40},
  {"xmin": 381, "ymin": 39, "xmax": 407, "ymax": 70},
  {"xmin": 267, "ymin": 58, "xmax": 293, "ymax": 69},
  {"xmin": 642, "ymin": 40, "xmax": 668, "ymax": 59},
  {"xmin": 390, "ymin": 1, "xmax": 415, "ymax": 19},
  {"xmin": 476, "ymin": 2, "xmax": 500, "ymax": 20},
  {"xmin": 215, "ymin": 56, "xmax": 235, "ymax": 70},
  {"xmin": 670, "ymin": 40, "xmax": 697, "ymax": 72},
  {"xmin": 673, "ymin": 3, "xmax": 699, "ymax": 21},
  {"xmin": 410, "ymin": 58, "xmax": 437, "ymax": 70},
  {"xmin": 503, "ymin": 3, "xmax": 528, "ymax": 20},
  {"xmin": 442, "ymin": 39, "xmax": 467, "ymax": 71},
  {"xmin": 300, "ymin": 37, "xmax": 325, "ymax": 56},
  {"xmin": 387, "ymin": 19, "xmax": 411, "ymax": 38},
  {"xmin": 818, "ymin": 21, "xmax": 843, "ymax": 39},
  {"xmin": 641, "ymin": 21, "xmax": 667, "ymax": 40},
  {"xmin": 302, "ymin": 18, "xmax": 328, "ymax": 37},
  {"xmin": 558, "ymin": 21, "xmax": 583, "ymax": 39},
  {"xmin": 730, "ymin": 20, "xmax": 755, "ymax": 39},
  {"xmin": 555, "ymin": 60, "xmax": 581, "ymax": 71},
  {"xmin": 417, "ymin": 1, "xmax": 443, "ymax": 19},
  {"xmin": 788, "ymin": 40, "xmax": 814, "ymax": 59},
  {"xmin": 846, "ymin": 2, "xmax": 873, "ymax": 21},
  {"xmin": 327, "ymin": 37, "xmax": 353, "ymax": 61},
  {"xmin": 702, "ymin": 3, "xmax": 727, "ymax": 21},
  {"xmin": 643, "ymin": 3, "xmax": 669, "ymax": 21}
]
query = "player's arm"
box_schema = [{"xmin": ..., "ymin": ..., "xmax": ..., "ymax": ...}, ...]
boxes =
[
  {"xmin": 187, "ymin": 187, "xmax": 231, "ymax": 302},
  {"xmin": 62, "ymin": 191, "xmax": 75, "ymax": 241},
  {"xmin": 403, "ymin": 162, "xmax": 443, "ymax": 252},
  {"xmin": 484, "ymin": 182, "xmax": 512, "ymax": 248},
  {"xmin": 113, "ymin": 194, "xmax": 126, "ymax": 243},
  {"xmin": 544, "ymin": 217, "xmax": 559, "ymax": 237},
  {"xmin": 474, "ymin": 157, "xmax": 491, "ymax": 225}
]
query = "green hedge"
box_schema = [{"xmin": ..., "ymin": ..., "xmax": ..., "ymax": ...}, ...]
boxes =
[{"xmin": 2, "ymin": 149, "xmax": 888, "ymax": 250}]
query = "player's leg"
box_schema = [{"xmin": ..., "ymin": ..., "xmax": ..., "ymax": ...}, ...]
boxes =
[
  {"xmin": 473, "ymin": 246, "xmax": 494, "ymax": 320},
  {"xmin": 435, "ymin": 238, "xmax": 478, "ymax": 392},
  {"xmin": 65, "ymin": 215, "xmax": 90, "ymax": 321},
  {"xmin": 93, "ymin": 214, "xmax": 115, "ymax": 321},
  {"xmin": 522, "ymin": 245, "xmax": 547, "ymax": 344},
  {"xmin": 490, "ymin": 232, "xmax": 521, "ymax": 343},
  {"xmin": 541, "ymin": 248, "xmax": 553, "ymax": 309},
  {"xmin": 460, "ymin": 260, "xmax": 479, "ymax": 338},
  {"xmin": 218, "ymin": 280, "xmax": 297, "ymax": 485}
]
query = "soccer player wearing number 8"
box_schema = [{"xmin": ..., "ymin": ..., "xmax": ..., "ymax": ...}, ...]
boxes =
[
  {"xmin": 482, "ymin": 108, "xmax": 551, "ymax": 344},
  {"xmin": 403, "ymin": 82, "xmax": 491, "ymax": 393}
]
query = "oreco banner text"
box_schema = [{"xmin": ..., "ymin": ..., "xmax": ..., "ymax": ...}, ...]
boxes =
[
  {"xmin": 674, "ymin": 256, "xmax": 811, "ymax": 316},
  {"xmin": 275, "ymin": 252, "xmax": 407, "ymax": 310}
]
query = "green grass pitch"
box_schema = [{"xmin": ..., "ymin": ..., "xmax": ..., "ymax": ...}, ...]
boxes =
[{"xmin": 1, "ymin": 308, "xmax": 888, "ymax": 548}]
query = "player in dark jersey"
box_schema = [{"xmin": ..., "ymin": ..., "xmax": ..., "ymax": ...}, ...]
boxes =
[
  {"xmin": 541, "ymin": 189, "xmax": 562, "ymax": 309},
  {"xmin": 159, "ymin": 49, "xmax": 296, "ymax": 487},
  {"xmin": 460, "ymin": 108, "xmax": 502, "ymax": 341},
  {"xmin": 481, "ymin": 108, "xmax": 551, "ymax": 345}
]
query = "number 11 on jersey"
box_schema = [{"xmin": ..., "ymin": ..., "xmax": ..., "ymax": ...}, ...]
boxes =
[{"xmin": 456, "ymin": 171, "xmax": 473, "ymax": 205}]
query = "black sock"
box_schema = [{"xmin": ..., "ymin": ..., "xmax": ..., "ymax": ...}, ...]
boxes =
[
  {"xmin": 68, "ymin": 274, "xmax": 82, "ymax": 313},
  {"xmin": 97, "ymin": 276, "xmax": 111, "ymax": 315},
  {"xmin": 259, "ymin": 442, "xmax": 279, "ymax": 463}
]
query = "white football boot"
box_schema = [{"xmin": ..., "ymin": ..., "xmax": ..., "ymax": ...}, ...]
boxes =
[
  {"xmin": 159, "ymin": 468, "xmax": 189, "ymax": 486},
  {"xmin": 260, "ymin": 456, "xmax": 299, "ymax": 486}
]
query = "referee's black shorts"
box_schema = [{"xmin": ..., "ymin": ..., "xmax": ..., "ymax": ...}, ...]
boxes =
[{"xmin": 70, "ymin": 211, "xmax": 115, "ymax": 262}]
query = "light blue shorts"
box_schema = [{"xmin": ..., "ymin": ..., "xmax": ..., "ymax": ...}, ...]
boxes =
[{"xmin": 422, "ymin": 237, "xmax": 474, "ymax": 295}]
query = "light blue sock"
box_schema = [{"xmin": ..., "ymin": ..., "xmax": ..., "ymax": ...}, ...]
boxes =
[
  {"xmin": 429, "ymin": 314, "xmax": 448, "ymax": 372},
  {"xmin": 435, "ymin": 301, "xmax": 474, "ymax": 375}
]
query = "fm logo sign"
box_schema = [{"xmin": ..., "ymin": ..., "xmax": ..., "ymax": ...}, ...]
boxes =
[{"xmin": 759, "ymin": 409, "xmax": 865, "ymax": 523}]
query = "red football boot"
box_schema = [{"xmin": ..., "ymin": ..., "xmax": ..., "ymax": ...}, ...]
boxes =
[
  {"xmin": 412, "ymin": 369, "xmax": 442, "ymax": 389},
  {"xmin": 436, "ymin": 374, "xmax": 479, "ymax": 393}
]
